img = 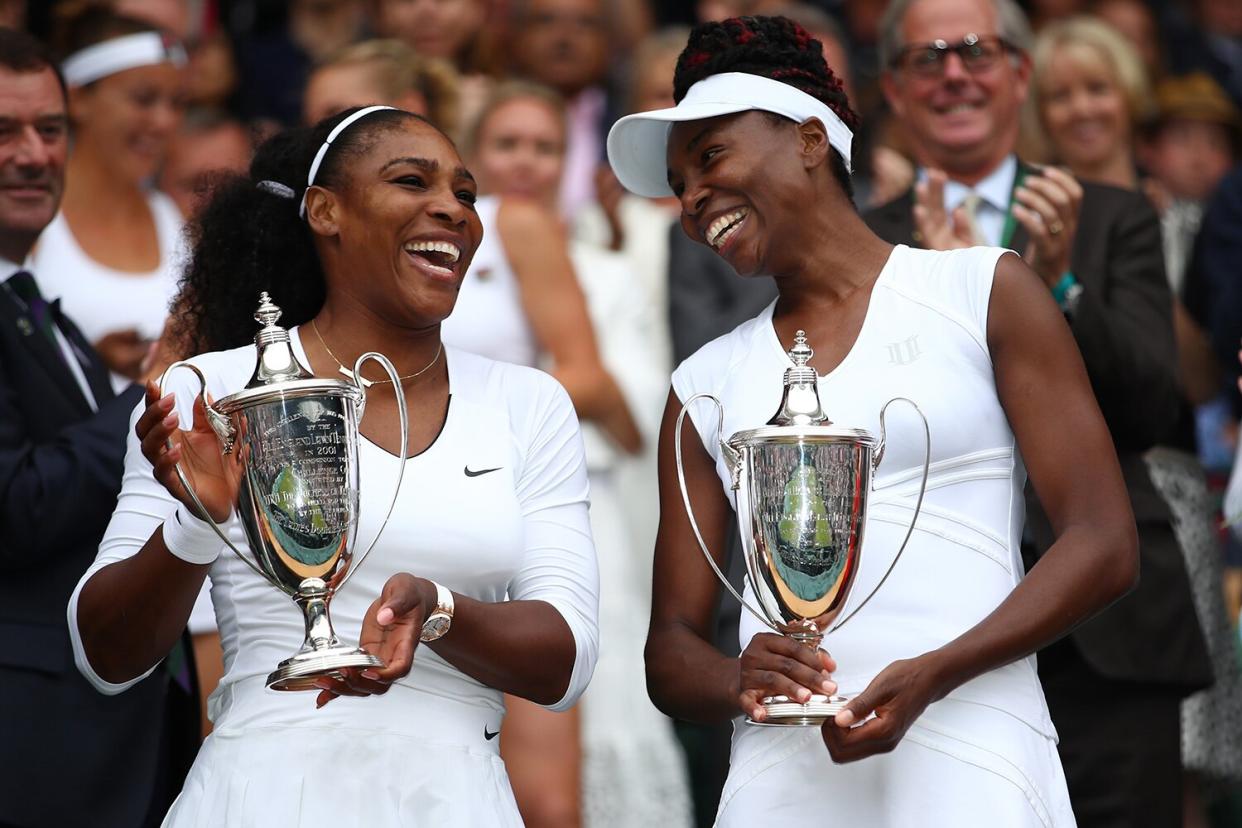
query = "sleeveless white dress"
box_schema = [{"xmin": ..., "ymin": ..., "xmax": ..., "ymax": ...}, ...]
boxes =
[{"xmin": 672, "ymin": 245, "xmax": 1076, "ymax": 827}]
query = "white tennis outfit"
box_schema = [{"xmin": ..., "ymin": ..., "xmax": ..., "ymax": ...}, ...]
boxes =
[
  {"xmin": 34, "ymin": 191, "xmax": 183, "ymax": 347},
  {"xmin": 673, "ymin": 245, "xmax": 1076, "ymax": 827},
  {"xmin": 67, "ymin": 331, "xmax": 600, "ymax": 826}
]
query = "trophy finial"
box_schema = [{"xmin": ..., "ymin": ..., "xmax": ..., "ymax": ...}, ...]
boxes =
[
  {"xmin": 246, "ymin": 291, "xmax": 314, "ymax": 387},
  {"xmin": 768, "ymin": 330, "xmax": 830, "ymax": 426},
  {"xmin": 789, "ymin": 330, "xmax": 813, "ymax": 367},
  {"xmin": 255, "ymin": 292, "xmax": 282, "ymax": 328}
]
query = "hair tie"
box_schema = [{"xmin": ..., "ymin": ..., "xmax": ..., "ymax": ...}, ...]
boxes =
[
  {"xmin": 256, "ymin": 180, "xmax": 296, "ymax": 200},
  {"xmin": 300, "ymin": 105, "xmax": 398, "ymax": 218}
]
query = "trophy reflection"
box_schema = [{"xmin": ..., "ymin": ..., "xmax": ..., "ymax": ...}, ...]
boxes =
[
  {"xmin": 676, "ymin": 331, "xmax": 930, "ymax": 726},
  {"xmin": 160, "ymin": 293, "xmax": 409, "ymax": 690}
]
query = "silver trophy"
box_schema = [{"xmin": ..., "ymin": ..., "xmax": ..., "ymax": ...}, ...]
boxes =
[
  {"xmin": 160, "ymin": 293, "xmax": 409, "ymax": 691},
  {"xmin": 676, "ymin": 331, "xmax": 930, "ymax": 726}
]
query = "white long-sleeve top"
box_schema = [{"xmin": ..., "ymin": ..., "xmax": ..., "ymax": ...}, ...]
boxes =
[{"xmin": 67, "ymin": 332, "xmax": 599, "ymax": 732}]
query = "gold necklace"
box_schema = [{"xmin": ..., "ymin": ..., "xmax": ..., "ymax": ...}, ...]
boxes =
[{"xmin": 310, "ymin": 319, "xmax": 442, "ymax": 389}]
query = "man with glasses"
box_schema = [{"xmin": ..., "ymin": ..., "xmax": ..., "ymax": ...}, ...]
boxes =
[{"xmin": 864, "ymin": 0, "xmax": 1211, "ymax": 825}]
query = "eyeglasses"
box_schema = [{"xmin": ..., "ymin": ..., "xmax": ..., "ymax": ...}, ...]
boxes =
[{"xmin": 891, "ymin": 33, "xmax": 1015, "ymax": 77}]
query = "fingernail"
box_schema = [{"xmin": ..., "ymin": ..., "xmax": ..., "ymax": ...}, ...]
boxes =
[
  {"xmin": 360, "ymin": 670, "xmax": 380, "ymax": 680},
  {"xmin": 376, "ymin": 608, "xmax": 394, "ymax": 626},
  {"xmin": 836, "ymin": 710, "xmax": 855, "ymax": 726},
  {"xmin": 823, "ymin": 680, "xmax": 837, "ymax": 694},
  {"xmin": 162, "ymin": 413, "xmax": 178, "ymax": 427},
  {"xmin": 797, "ymin": 689, "xmax": 811, "ymax": 702}
]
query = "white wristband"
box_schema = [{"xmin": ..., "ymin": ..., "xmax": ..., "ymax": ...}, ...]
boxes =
[{"xmin": 161, "ymin": 503, "xmax": 227, "ymax": 565}]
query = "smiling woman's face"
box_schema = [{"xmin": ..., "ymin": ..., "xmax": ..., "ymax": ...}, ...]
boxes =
[
  {"xmin": 666, "ymin": 110, "xmax": 810, "ymax": 277},
  {"xmin": 313, "ymin": 118, "xmax": 484, "ymax": 328}
]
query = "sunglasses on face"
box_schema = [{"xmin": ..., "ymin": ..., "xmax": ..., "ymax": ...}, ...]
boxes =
[{"xmin": 891, "ymin": 33, "xmax": 1015, "ymax": 77}]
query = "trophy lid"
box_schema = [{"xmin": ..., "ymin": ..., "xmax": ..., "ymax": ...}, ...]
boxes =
[
  {"xmin": 213, "ymin": 292, "xmax": 361, "ymax": 414},
  {"xmin": 768, "ymin": 330, "xmax": 831, "ymax": 427}
]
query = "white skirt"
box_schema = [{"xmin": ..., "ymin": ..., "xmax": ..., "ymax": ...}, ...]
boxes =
[
  {"xmin": 717, "ymin": 698, "xmax": 1076, "ymax": 827},
  {"xmin": 163, "ymin": 679, "xmax": 523, "ymax": 827}
]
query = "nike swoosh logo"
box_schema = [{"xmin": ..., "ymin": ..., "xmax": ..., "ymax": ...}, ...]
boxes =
[
  {"xmin": 464, "ymin": 465, "xmax": 502, "ymax": 477},
  {"xmin": 484, "ymin": 727, "xmax": 499, "ymax": 740}
]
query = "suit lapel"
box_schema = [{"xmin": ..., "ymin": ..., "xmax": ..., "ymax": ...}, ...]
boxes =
[
  {"xmin": 53, "ymin": 302, "xmax": 114, "ymax": 403},
  {"xmin": 866, "ymin": 190, "xmax": 919, "ymax": 248},
  {"xmin": 0, "ymin": 291, "xmax": 92, "ymax": 415}
]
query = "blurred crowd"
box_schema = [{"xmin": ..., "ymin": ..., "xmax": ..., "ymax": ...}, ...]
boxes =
[{"xmin": 3, "ymin": 0, "xmax": 1242, "ymax": 825}]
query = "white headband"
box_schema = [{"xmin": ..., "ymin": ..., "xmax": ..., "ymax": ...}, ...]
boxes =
[
  {"xmin": 62, "ymin": 32, "xmax": 187, "ymax": 88},
  {"xmin": 606, "ymin": 72, "xmax": 854, "ymax": 199},
  {"xmin": 299, "ymin": 105, "xmax": 398, "ymax": 218}
]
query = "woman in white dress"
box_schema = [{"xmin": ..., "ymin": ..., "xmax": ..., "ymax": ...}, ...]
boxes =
[
  {"xmin": 447, "ymin": 80, "xmax": 688, "ymax": 828},
  {"xmin": 36, "ymin": 7, "xmax": 186, "ymax": 386},
  {"xmin": 68, "ymin": 106, "xmax": 599, "ymax": 825},
  {"xmin": 606, "ymin": 17, "xmax": 1139, "ymax": 826}
]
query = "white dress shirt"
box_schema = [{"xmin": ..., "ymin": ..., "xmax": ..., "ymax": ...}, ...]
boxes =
[{"xmin": 921, "ymin": 154, "xmax": 1018, "ymax": 247}]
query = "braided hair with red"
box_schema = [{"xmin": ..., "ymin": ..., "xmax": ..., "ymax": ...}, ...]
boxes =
[{"xmin": 672, "ymin": 16, "xmax": 859, "ymax": 197}]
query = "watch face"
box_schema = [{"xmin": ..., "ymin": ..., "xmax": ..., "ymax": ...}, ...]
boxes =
[{"xmin": 421, "ymin": 615, "xmax": 451, "ymax": 641}]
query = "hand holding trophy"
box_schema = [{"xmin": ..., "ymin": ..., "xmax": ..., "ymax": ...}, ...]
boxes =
[
  {"xmin": 158, "ymin": 292, "xmax": 409, "ymax": 691},
  {"xmin": 675, "ymin": 331, "xmax": 931, "ymax": 726}
]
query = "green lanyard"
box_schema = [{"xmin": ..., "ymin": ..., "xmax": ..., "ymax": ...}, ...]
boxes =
[{"xmin": 998, "ymin": 166, "xmax": 1027, "ymax": 249}]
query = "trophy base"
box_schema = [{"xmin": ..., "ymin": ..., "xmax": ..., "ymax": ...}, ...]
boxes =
[
  {"xmin": 266, "ymin": 647, "xmax": 385, "ymax": 692},
  {"xmin": 747, "ymin": 694, "xmax": 850, "ymax": 727}
]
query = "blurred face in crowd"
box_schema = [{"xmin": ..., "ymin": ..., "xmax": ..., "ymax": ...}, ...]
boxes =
[
  {"xmin": 631, "ymin": 49, "xmax": 679, "ymax": 113},
  {"xmin": 372, "ymin": 0, "xmax": 483, "ymax": 62},
  {"xmin": 158, "ymin": 121, "xmax": 252, "ymax": 215},
  {"xmin": 69, "ymin": 61, "xmax": 184, "ymax": 184},
  {"xmin": 1093, "ymin": 0, "xmax": 1160, "ymax": 77},
  {"xmin": 303, "ymin": 62, "xmax": 428, "ymax": 125},
  {"xmin": 512, "ymin": 0, "xmax": 609, "ymax": 97},
  {"xmin": 0, "ymin": 66, "xmax": 66, "ymax": 261},
  {"xmin": 113, "ymin": 0, "xmax": 191, "ymax": 40},
  {"xmin": 471, "ymin": 96, "xmax": 565, "ymax": 206},
  {"xmin": 881, "ymin": 0, "xmax": 1030, "ymax": 181},
  {"xmin": 1038, "ymin": 44, "xmax": 1131, "ymax": 175},
  {"xmin": 1144, "ymin": 120, "xmax": 1236, "ymax": 202}
]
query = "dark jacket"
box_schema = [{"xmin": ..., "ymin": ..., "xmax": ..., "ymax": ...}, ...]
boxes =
[{"xmin": 0, "ymin": 280, "xmax": 198, "ymax": 826}]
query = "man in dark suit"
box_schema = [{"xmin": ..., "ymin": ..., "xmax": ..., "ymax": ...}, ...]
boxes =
[
  {"xmin": 863, "ymin": 0, "xmax": 1211, "ymax": 825},
  {"xmin": 0, "ymin": 28, "xmax": 197, "ymax": 827}
]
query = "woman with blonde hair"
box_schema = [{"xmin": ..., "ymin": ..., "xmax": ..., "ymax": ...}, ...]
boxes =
[
  {"xmin": 303, "ymin": 38, "xmax": 461, "ymax": 137},
  {"xmin": 1030, "ymin": 16, "xmax": 1150, "ymax": 188}
]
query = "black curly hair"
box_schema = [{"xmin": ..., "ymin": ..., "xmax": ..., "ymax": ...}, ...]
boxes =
[
  {"xmin": 672, "ymin": 16, "xmax": 859, "ymax": 198},
  {"xmin": 171, "ymin": 107, "xmax": 426, "ymax": 356}
]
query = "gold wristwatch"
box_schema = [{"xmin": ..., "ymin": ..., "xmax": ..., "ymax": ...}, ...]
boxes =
[{"xmin": 420, "ymin": 581, "xmax": 454, "ymax": 642}]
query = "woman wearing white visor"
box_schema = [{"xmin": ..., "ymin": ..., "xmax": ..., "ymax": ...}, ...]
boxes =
[{"xmin": 609, "ymin": 16, "xmax": 1134, "ymax": 825}]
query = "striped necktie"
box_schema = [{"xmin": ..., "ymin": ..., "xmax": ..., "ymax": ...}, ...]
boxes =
[{"xmin": 958, "ymin": 193, "xmax": 986, "ymax": 246}]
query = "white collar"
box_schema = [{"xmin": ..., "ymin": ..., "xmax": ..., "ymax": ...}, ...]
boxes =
[
  {"xmin": 921, "ymin": 155, "xmax": 1018, "ymax": 213},
  {"xmin": 0, "ymin": 254, "xmax": 35, "ymax": 283}
]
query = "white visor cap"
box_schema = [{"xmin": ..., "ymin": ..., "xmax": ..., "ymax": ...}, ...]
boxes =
[{"xmin": 606, "ymin": 72, "xmax": 854, "ymax": 199}]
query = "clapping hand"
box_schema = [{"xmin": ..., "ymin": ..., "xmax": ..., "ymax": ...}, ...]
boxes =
[
  {"xmin": 314, "ymin": 574, "xmax": 436, "ymax": 709},
  {"xmin": 820, "ymin": 653, "xmax": 945, "ymax": 763},
  {"xmin": 737, "ymin": 633, "xmax": 837, "ymax": 723},
  {"xmin": 1011, "ymin": 166, "xmax": 1082, "ymax": 288},
  {"xmin": 913, "ymin": 169, "xmax": 979, "ymax": 250}
]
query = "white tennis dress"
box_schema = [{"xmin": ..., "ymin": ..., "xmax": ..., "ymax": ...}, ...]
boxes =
[
  {"xmin": 67, "ymin": 331, "xmax": 600, "ymax": 826},
  {"xmin": 672, "ymin": 245, "xmax": 1076, "ymax": 827}
]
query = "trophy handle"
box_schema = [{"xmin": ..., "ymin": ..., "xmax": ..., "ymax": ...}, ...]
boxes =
[
  {"xmin": 157, "ymin": 361, "xmax": 288, "ymax": 591},
  {"xmin": 335, "ymin": 352, "xmax": 408, "ymax": 591},
  {"xmin": 674, "ymin": 393, "xmax": 781, "ymax": 633},
  {"xmin": 828, "ymin": 397, "xmax": 931, "ymax": 633}
]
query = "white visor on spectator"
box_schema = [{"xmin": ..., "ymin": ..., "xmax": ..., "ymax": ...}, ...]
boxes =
[
  {"xmin": 62, "ymin": 32, "xmax": 187, "ymax": 88},
  {"xmin": 606, "ymin": 72, "xmax": 854, "ymax": 199}
]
